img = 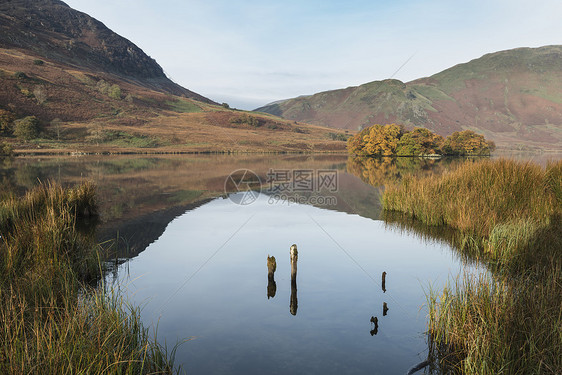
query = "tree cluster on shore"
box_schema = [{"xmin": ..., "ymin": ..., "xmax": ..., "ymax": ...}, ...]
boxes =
[{"xmin": 347, "ymin": 123, "xmax": 495, "ymax": 157}]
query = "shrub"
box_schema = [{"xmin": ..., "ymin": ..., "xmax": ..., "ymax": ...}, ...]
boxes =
[
  {"xmin": 14, "ymin": 71, "xmax": 28, "ymax": 80},
  {"xmin": 33, "ymin": 59, "xmax": 44, "ymax": 66},
  {"xmin": 19, "ymin": 87, "xmax": 33, "ymax": 98},
  {"xmin": 33, "ymin": 86, "xmax": 48, "ymax": 104},
  {"xmin": 328, "ymin": 132, "xmax": 348, "ymax": 141},
  {"xmin": 0, "ymin": 142, "xmax": 13, "ymax": 156},
  {"xmin": 108, "ymin": 84, "xmax": 122, "ymax": 100},
  {"xmin": 13, "ymin": 116, "xmax": 40, "ymax": 141},
  {"xmin": 0, "ymin": 109, "xmax": 15, "ymax": 136},
  {"xmin": 96, "ymin": 79, "xmax": 110, "ymax": 95},
  {"xmin": 231, "ymin": 114, "xmax": 260, "ymax": 127}
]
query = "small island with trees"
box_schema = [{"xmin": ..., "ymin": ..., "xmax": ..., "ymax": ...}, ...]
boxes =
[{"xmin": 347, "ymin": 123, "xmax": 495, "ymax": 157}]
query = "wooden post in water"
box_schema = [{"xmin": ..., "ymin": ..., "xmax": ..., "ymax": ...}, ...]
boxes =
[
  {"xmin": 267, "ymin": 255, "xmax": 277, "ymax": 299},
  {"xmin": 290, "ymin": 244, "xmax": 298, "ymax": 316},
  {"xmin": 290, "ymin": 244, "xmax": 298, "ymax": 280},
  {"xmin": 382, "ymin": 271, "xmax": 387, "ymax": 293}
]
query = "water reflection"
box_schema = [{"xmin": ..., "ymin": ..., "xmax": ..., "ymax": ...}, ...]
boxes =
[
  {"xmin": 0, "ymin": 154, "xmax": 503, "ymax": 374},
  {"xmin": 290, "ymin": 278, "xmax": 298, "ymax": 316},
  {"xmin": 370, "ymin": 316, "xmax": 378, "ymax": 336},
  {"xmin": 346, "ymin": 156, "xmax": 458, "ymax": 188},
  {"xmin": 290, "ymin": 244, "xmax": 298, "ymax": 316},
  {"xmin": 382, "ymin": 211, "xmax": 479, "ymax": 267}
]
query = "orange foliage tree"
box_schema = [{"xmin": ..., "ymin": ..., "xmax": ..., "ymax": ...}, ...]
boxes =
[
  {"xmin": 348, "ymin": 124, "xmax": 494, "ymax": 157},
  {"xmin": 362, "ymin": 124, "xmax": 403, "ymax": 156}
]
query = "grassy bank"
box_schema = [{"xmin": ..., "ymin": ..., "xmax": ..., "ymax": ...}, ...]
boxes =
[
  {"xmin": 382, "ymin": 159, "xmax": 562, "ymax": 374},
  {"xmin": 0, "ymin": 182, "xmax": 180, "ymax": 374}
]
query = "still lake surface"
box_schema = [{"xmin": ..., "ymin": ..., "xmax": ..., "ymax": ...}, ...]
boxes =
[{"xmin": 0, "ymin": 154, "xmax": 507, "ymax": 374}]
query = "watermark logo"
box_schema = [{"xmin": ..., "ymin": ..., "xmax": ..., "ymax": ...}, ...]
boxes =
[
  {"xmin": 224, "ymin": 169, "xmax": 262, "ymax": 205},
  {"xmin": 265, "ymin": 169, "xmax": 338, "ymax": 193},
  {"xmin": 224, "ymin": 168, "xmax": 339, "ymax": 206}
]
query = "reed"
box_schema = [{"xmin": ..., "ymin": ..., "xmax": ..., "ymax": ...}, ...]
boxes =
[
  {"xmin": 427, "ymin": 266, "xmax": 561, "ymax": 374},
  {"xmin": 383, "ymin": 159, "xmax": 561, "ymax": 268},
  {"xmin": 383, "ymin": 158, "xmax": 562, "ymax": 374},
  {"xmin": 0, "ymin": 182, "xmax": 181, "ymax": 374}
]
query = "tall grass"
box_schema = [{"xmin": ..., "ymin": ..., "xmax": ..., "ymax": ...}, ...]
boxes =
[
  {"xmin": 383, "ymin": 159, "xmax": 561, "ymax": 268},
  {"xmin": 382, "ymin": 159, "xmax": 562, "ymax": 374},
  {"xmin": 0, "ymin": 182, "xmax": 181, "ymax": 374},
  {"xmin": 427, "ymin": 265, "xmax": 562, "ymax": 374}
]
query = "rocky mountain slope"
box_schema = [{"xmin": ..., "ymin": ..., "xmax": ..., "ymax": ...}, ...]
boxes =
[
  {"xmin": 256, "ymin": 46, "xmax": 562, "ymax": 151},
  {"xmin": 0, "ymin": 0, "xmax": 347, "ymax": 153},
  {"xmin": 0, "ymin": 0, "xmax": 209, "ymax": 100}
]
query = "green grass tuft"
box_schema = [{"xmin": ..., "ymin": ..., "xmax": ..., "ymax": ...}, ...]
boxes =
[{"xmin": 0, "ymin": 182, "xmax": 182, "ymax": 374}]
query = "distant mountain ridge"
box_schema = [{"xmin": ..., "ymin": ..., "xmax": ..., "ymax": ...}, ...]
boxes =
[
  {"xmin": 256, "ymin": 46, "xmax": 562, "ymax": 151},
  {"xmin": 0, "ymin": 0, "xmax": 211, "ymax": 101}
]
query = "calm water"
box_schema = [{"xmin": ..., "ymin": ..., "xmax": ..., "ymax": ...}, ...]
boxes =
[{"xmin": 0, "ymin": 155, "xmax": 487, "ymax": 374}]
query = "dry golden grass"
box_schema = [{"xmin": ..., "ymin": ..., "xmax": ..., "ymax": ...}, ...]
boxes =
[{"xmin": 0, "ymin": 48, "xmax": 350, "ymax": 154}]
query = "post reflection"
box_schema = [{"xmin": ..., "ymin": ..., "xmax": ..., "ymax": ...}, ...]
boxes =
[
  {"xmin": 370, "ymin": 316, "xmax": 378, "ymax": 336},
  {"xmin": 290, "ymin": 244, "xmax": 298, "ymax": 316},
  {"xmin": 290, "ymin": 278, "xmax": 298, "ymax": 316},
  {"xmin": 267, "ymin": 255, "xmax": 277, "ymax": 299}
]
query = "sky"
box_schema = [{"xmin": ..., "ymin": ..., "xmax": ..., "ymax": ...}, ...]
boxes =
[{"xmin": 63, "ymin": 0, "xmax": 562, "ymax": 110}]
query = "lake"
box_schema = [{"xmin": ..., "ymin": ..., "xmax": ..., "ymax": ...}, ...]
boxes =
[{"xmin": 0, "ymin": 154, "xmax": 490, "ymax": 374}]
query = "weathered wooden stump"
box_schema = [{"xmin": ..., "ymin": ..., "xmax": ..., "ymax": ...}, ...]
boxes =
[
  {"xmin": 267, "ymin": 255, "xmax": 277, "ymax": 299},
  {"xmin": 290, "ymin": 244, "xmax": 298, "ymax": 280},
  {"xmin": 382, "ymin": 271, "xmax": 387, "ymax": 293},
  {"xmin": 383, "ymin": 302, "xmax": 389, "ymax": 316}
]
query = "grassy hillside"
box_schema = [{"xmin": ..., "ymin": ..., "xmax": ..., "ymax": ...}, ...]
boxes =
[
  {"xmin": 0, "ymin": 1, "xmax": 348, "ymax": 154},
  {"xmin": 256, "ymin": 46, "xmax": 562, "ymax": 151}
]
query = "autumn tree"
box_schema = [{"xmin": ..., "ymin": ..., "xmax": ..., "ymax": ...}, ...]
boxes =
[
  {"xmin": 443, "ymin": 130, "xmax": 492, "ymax": 155},
  {"xmin": 347, "ymin": 127, "xmax": 370, "ymax": 155},
  {"xmin": 362, "ymin": 123, "xmax": 403, "ymax": 156},
  {"xmin": 396, "ymin": 127, "xmax": 444, "ymax": 156},
  {"xmin": 347, "ymin": 124, "xmax": 493, "ymax": 157},
  {"xmin": 13, "ymin": 116, "xmax": 40, "ymax": 141}
]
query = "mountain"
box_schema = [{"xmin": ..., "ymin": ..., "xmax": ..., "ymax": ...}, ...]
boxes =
[
  {"xmin": 256, "ymin": 46, "xmax": 562, "ymax": 151},
  {"xmin": 0, "ymin": 0, "xmax": 210, "ymax": 100},
  {"xmin": 0, "ymin": 0, "xmax": 347, "ymax": 153}
]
